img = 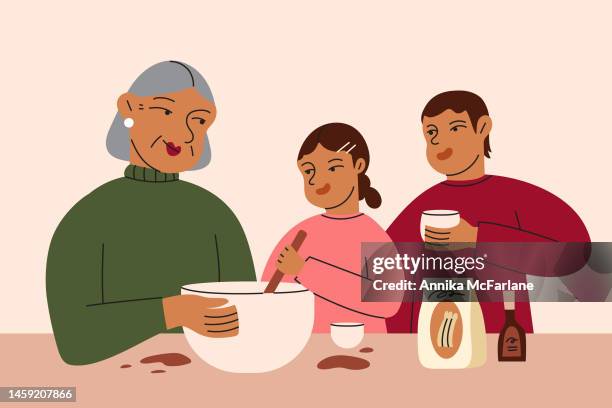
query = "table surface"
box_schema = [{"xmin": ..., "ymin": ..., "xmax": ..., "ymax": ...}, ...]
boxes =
[{"xmin": 0, "ymin": 333, "xmax": 607, "ymax": 406}]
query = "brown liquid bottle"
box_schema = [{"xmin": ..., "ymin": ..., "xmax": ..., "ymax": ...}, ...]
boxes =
[{"xmin": 498, "ymin": 291, "xmax": 526, "ymax": 362}]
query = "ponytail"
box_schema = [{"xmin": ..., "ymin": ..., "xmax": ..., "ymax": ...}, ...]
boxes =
[{"xmin": 358, "ymin": 174, "xmax": 382, "ymax": 209}]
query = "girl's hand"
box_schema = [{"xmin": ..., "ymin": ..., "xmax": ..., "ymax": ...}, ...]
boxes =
[{"xmin": 276, "ymin": 246, "xmax": 305, "ymax": 276}]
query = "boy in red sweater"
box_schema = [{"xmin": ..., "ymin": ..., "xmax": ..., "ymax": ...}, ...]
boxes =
[{"xmin": 386, "ymin": 91, "xmax": 589, "ymax": 333}]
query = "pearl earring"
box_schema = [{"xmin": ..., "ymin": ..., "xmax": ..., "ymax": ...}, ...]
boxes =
[{"xmin": 123, "ymin": 118, "xmax": 134, "ymax": 128}]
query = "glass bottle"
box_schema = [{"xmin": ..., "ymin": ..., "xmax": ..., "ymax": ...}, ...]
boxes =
[{"xmin": 498, "ymin": 291, "xmax": 526, "ymax": 361}]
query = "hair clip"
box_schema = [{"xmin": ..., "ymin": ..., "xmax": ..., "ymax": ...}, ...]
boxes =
[{"xmin": 337, "ymin": 142, "xmax": 351, "ymax": 152}]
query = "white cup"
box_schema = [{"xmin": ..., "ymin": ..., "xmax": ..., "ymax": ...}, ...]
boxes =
[
  {"xmin": 420, "ymin": 210, "xmax": 460, "ymax": 241},
  {"xmin": 330, "ymin": 322, "xmax": 364, "ymax": 349}
]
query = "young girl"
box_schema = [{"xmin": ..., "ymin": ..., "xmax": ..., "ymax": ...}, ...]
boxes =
[{"xmin": 262, "ymin": 123, "xmax": 399, "ymax": 332}]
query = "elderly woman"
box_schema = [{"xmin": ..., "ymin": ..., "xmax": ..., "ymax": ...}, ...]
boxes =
[{"xmin": 46, "ymin": 61, "xmax": 255, "ymax": 365}]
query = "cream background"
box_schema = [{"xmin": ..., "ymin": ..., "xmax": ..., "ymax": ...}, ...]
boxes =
[{"xmin": 1, "ymin": 1, "xmax": 610, "ymax": 333}]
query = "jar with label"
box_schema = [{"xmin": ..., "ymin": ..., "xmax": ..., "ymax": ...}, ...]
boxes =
[{"xmin": 417, "ymin": 277, "xmax": 487, "ymax": 369}]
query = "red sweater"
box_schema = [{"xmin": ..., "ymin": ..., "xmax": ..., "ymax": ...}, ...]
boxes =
[{"xmin": 386, "ymin": 175, "xmax": 590, "ymax": 333}]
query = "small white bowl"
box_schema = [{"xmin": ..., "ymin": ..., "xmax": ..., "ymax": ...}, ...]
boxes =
[{"xmin": 330, "ymin": 322, "xmax": 364, "ymax": 349}]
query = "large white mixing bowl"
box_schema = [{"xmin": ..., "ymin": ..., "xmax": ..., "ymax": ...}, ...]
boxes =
[{"xmin": 181, "ymin": 281, "xmax": 314, "ymax": 373}]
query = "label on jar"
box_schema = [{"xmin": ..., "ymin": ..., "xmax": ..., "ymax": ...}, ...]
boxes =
[{"xmin": 429, "ymin": 301, "xmax": 463, "ymax": 359}]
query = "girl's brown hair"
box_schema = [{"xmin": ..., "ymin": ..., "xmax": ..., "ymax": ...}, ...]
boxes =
[{"xmin": 297, "ymin": 122, "xmax": 382, "ymax": 209}]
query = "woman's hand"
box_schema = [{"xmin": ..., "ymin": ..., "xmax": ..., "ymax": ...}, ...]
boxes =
[
  {"xmin": 162, "ymin": 295, "xmax": 239, "ymax": 337},
  {"xmin": 276, "ymin": 246, "xmax": 305, "ymax": 276}
]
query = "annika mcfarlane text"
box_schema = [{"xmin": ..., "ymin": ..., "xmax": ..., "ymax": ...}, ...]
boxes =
[{"xmin": 370, "ymin": 254, "xmax": 535, "ymax": 291}]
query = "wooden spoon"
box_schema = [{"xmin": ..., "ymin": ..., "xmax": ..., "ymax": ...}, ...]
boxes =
[{"xmin": 264, "ymin": 230, "xmax": 307, "ymax": 293}]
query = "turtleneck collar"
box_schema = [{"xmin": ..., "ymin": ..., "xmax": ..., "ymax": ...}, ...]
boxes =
[{"xmin": 124, "ymin": 165, "xmax": 179, "ymax": 182}]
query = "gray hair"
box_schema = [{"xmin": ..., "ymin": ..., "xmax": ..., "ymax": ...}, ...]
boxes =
[{"xmin": 106, "ymin": 61, "xmax": 215, "ymax": 170}]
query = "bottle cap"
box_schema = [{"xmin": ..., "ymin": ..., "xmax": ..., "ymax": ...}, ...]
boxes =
[{"xmin": 503, "ymin": 290, "xmax": 515, "ymax": 309}]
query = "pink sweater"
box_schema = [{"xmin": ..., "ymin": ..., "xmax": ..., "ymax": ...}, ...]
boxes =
[{"xmin": 262, "ymin": 213, "xmax": 400, "ymax": 333}]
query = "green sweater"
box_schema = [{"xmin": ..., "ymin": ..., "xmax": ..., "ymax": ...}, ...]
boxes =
[{"xmin": 46, "ymin": 165, "xmax": 255, "ymax": 365}]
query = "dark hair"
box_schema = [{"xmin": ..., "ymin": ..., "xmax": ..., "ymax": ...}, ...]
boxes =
[
  {"xmin": 421, "ymin": 90, "xmax": 492, "ymax": 158},
  {"xmin": 297, "ymin": 123, "xmax": 382, "ymax": 209}
]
